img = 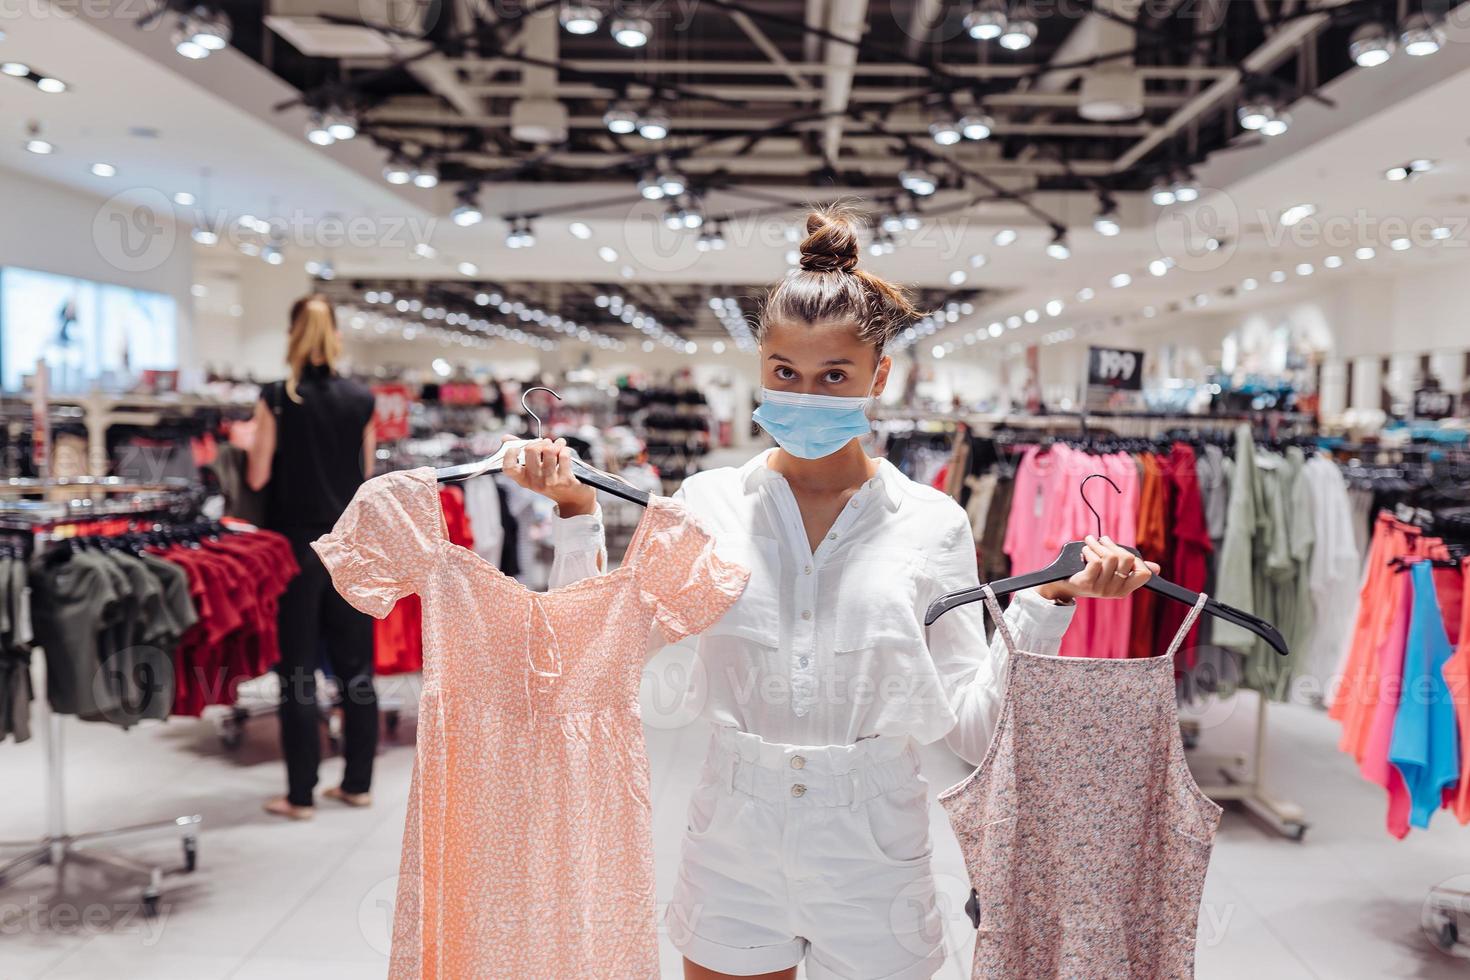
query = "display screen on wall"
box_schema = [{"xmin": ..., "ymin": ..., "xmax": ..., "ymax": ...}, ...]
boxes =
[{"xmin": 0, "ymin": 266, "xmax": 178, "ymax": 392}]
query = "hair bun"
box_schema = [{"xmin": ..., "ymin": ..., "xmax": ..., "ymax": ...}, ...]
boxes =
[{"xmin": 799, "ymin": 209, "xmax": 860, "ymax": 274}]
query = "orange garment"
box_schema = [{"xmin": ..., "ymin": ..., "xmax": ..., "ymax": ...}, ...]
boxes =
[
  {"xmin": 374, "ymin": 485, "xmax": 475, "ymax": 675},
  {"xmin": 1129, "ymin": 453, "xmax": 1167, "ymax": 659},
  {"xmin": 1330, "ymin": 514, "xmax": 1435, "ymax": 761},
  {"xmin": 314, "ymin": 469, "xmax": 747, "ymax": 978},
  {"xmin": 1443, "ymin": 556, "xmax": 1470, "ymax": 824}
]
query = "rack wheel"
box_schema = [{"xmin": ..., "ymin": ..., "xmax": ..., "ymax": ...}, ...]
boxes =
[
  {"xmin": 183, "ymin": 836, "xmax": 198, "ymax": 873},
  {"xmin": 385, "ymin": 710, "xmax": 401, "ymax": 739},
  {"xmin": 219, "ymin": 717, "xmax": 243, "ymax": 750},
  {"xmin": 1284, "ymin": 822, "xmax": 1307, "ymax": 842},
  {"xmin": 141, "ymin": 889, "xmax": 160, "ymax": 919},
  {"xmin": 1181, "ymin": 731, "xmax": 1199, "ymax": 750},
  {"xmin": 1436, "ymin": 918, "xmax": 1459, "ymax": 951}
]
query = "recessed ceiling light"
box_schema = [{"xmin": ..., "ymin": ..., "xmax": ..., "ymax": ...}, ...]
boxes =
[
  {"xmin": 24, "ymin": 138, "xmax": 53, "ymax": 154},
  {"xmin": 568, "ymin": 221, "xmax": 592, "ymax": 239},
  {"xmin": 1109, "ymin": 272, "xmax": 1132, "ymax": 288},
  {"xmin": 993, "ymin": 228, "xmax": 1018, "ymax": 247},
  {"xmin": 1269, "ymin": 270, "xmax": 1287, "ymax": 282},
  {"xmin": 90, "ymin": 162, "xmax": 116, "ymax": 177},
  {"xmin": 948, "ymin": 270, "xmax": 966, "ymax": 286},
  {"xmin": 1241, "ymin": 277, "xmax": 1259, "ymax": 291},
  {"xmin": 0, "ymin": 62, "xmax": 29, "ymax": 77},
  {"xmin": 1279, "ymin": 203, "xmax": 1316, "ymax": 226},
  {"xmin": 1389, "ymin": 237, "xmax": 1411, "ymax": 251},
  {"xmin": 1323, "ymin": 255, "xmax": 1343, "ymax": 268},
  {"xmin": 1355, "ymin": 246, "xmax": 1376, "ymax": 260},
  {"xmin": 598, "ymin": 245, "xmax": 618, "ymax": 262},
  {"xmin": 35, "ymin": 76, "xmax": 66, "ymax": 94},
  {"xmin": 1430, "ymin": 225, "xmax": 1452, "ymax": 241},
  {"xmin": 1295, "ymin": 262, "xmax": 1314, "ymax": 276},
  {"xmin": 173, "ymin": 191, "xmax": 195, "ymax": 206}
]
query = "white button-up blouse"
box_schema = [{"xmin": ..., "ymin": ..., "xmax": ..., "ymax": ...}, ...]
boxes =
[{"xmin": 551, "ymin": 450, "xmax": 1075, "ymax": 765}]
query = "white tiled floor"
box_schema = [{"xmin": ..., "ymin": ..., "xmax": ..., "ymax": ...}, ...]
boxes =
[{"xmin": 1, "ymin": 670, "xmax": 1467, "ymax": 980}]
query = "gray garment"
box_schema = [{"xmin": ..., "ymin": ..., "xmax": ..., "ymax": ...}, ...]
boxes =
[
  {"xmin": 209, "ymin": 444, "xmax": 268, "ymax": 526},
  {"xmin": 1195, "ymin": 443, "xmax": 1230, "ymax": 545},
  {"xmin": 136, "ymin": 551, "xmax": 200, "ymax": 639},
  {"xmin": 29, "ymin": 550, "xmax": 123, "ymax": 720},
  {"xmin": 0, "ymin": 555, "xmax": 33, "ymax": 743}
]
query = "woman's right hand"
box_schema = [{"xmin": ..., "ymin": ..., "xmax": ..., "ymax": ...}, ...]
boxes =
[{"xmin": 499, "ymin": 435, "xmax": 598, "ymax": 517}]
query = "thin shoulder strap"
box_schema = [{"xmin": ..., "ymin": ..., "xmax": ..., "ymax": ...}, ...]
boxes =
[
  {"xmin": 980, "ymin": 584, "xmax": 1018, "ymax": 657},
  {"xmin": 1165, "ymin": 593, "xmax": 1209, "ymax": 659}
]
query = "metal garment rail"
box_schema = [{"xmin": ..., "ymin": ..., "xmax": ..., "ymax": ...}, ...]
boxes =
[
  {"xmin": 878, "ymin": 410, "xmax": 1312, "ymax": 839},
  {"xmin": 0, "ymin": 482, "xmax": 204, "ymax": 916}
]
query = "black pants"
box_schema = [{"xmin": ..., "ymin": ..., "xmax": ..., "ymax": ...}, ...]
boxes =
[{"xmin": 275, "ymin": 532, "xmax": 377, "ymax": 806}]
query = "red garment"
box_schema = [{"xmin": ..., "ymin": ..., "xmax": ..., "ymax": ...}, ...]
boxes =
[
  {"xmin": 1128, "ymin": 454, "xmax": 1167, "ymax": 659},
  {"xmin": 1360, "ymin": 574, "xmax": 1415, "ymax": 839},
  {"xmin": 375, "ymin": 486, "xmax": 476, "ymax": 675},
  {"xmin": 1155, "ymin": 444, "xmax": 1212, "ymax": 666}
]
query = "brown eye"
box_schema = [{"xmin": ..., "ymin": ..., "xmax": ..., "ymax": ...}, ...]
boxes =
[{"xmin": 824, "ymin": 371, "xmax": 847, "ymax": 385}]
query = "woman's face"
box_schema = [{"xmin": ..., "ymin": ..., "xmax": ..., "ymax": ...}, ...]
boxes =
[{"xmin": 759, "ymin": 319, "xmax": 891, "ymax": 398}]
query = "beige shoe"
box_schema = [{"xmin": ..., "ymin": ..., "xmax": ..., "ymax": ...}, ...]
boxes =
[
  {"xmin": 263, "ymin": 796, "xmax": 315, "ymax": 821},
  {"xmin": 323, "ymin": 786, "xmax": 372, "ymax": 808}
]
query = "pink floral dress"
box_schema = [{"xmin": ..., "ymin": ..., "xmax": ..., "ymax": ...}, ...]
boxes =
[{"xmin": 313, "ymin": 468, "xmax": 749, "ymax": 979}]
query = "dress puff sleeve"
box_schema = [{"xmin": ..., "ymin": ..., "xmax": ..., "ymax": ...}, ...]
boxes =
[
  {"xmin": 632, "ymin": 498, "xmax": 750, "ymax": 645},
  {"xmin": 312, "ymin": 467, "xmax": 446, "ymax": 619}
]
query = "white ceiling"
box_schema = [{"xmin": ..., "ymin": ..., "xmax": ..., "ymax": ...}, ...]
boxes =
[{"xmin": 3, "ymin": 1, "xmax": 1470, "ymax": 359}]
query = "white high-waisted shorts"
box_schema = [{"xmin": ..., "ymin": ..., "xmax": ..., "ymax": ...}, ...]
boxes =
[{"xmin": 663, "ymin": 726, "xmax": 944, "ymax": 979}]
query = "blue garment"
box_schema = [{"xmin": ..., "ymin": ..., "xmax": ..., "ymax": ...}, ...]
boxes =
[{"xmin": 1388, "ymin": 562, "xmax": 1461, "ymax": 829}]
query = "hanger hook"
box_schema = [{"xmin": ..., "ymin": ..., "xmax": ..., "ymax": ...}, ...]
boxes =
[
  {"xmin": 1079, "ymin": 472, "xmax": 1122, "ymax": 540},
  {"xmin": 520, "ymin": 386, "xmax": 563, "ymax": 440}
]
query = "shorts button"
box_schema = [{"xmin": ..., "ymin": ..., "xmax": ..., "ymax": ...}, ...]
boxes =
[
  {"xmin": 791, "ymin": 784, "xmax": 806, "ymax": 797},
  {"xmin": 798, "ymin": 656, "xmax": 809, "ymax": 668},
  {"xmin": 801, "ymin": 610, "xmax": 812, "ymax": 621},
  {"xmin": 790, "ymin": 755, "xmax": 806, "ymax": 770}
]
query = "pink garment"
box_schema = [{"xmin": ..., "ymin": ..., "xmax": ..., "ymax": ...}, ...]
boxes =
[
  {"xmin": 1359, "ymin": 573, "xmax": 1414, "ymax": 840},
  {"xmin": 313, "ymin": 468, "xmax": 749, "ymax": 979},
  {"xmin": 940, "ymin": 587, "xmax": 1220, "ymax": 978},
  {"xmin": 1003, "ymin": 445, "xmax": 1062, "ymax": 576}
]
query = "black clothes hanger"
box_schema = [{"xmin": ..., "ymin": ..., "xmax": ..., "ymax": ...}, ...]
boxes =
[
  {"xmin": 435, "ymin": 386, "xmax": 650, "ymax": 507},
  {"xmin": 925, "ymin": 473, "xmax": 1290, "ymax": 657}
]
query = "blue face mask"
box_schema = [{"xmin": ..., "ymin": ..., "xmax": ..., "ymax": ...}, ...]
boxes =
[{"xmin": 751, "ymin": 384, "xmax": 875, "ymax": 460}]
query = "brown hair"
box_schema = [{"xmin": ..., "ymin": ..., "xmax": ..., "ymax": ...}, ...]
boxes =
[
  {"xmin": 285, "ymin": 294, "xmax": 341, "ymax": 403},
  {"xmin": 758, "ymin": 206, "xmax": 923, "ymax": 355}
]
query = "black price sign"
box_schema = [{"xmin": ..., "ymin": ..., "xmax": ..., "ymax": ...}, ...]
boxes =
[
  {"xmin": 1088, "ymin": 346, "xmax": 1144, "ymax": 391},
  {"xmin": 1413, "ymin": 387, "xmax": 1454, "ymax": 419}
]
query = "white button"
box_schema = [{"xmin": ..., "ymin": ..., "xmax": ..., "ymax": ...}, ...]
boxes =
[
  {"xmin": 851, "ymin": 500, "xmax": 861, "ymax": 509},
  {"xmin": 801, "ymin": 610, "xmax": 812, "ymax": 621},
  {"xmin": 803, "ymin": 565, "xmax": 812, "ymax": 575},
  {"xmin": 827, "ymin": 532, "xmax": 837, "ymax": 541},
  {"xmin": 790, "ymin": 755, "xmax": 806, "ymax": 770},
  {"xmin": 798, "ymin": 656, "xmax": 809, "ymax": 667},
  {"xmin": 868, "ymin": 478, "xmax": 881, "ymax": 489},
  {"xmin": 791, "ymin": 784, "xmax": 807, "ymax": 797}
]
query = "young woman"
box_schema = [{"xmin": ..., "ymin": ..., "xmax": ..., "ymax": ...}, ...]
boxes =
[
  {"xmin": 504, "ymin": 209, "xmax": 1157, "ymax": 980},
  {"xmin": 247, "ymin": 294, "xmax": 380, "ymax": 820}
]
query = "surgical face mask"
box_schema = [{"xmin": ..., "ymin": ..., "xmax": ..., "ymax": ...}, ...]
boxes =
[{"xmin": 751, "ymin": 378, "xmax": 877, "ymax": 460}]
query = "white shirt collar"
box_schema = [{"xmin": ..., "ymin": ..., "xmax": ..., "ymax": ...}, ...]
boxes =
[{"xmin": 739, "ymin": 449, "xmax": 902, "ymax": 511}]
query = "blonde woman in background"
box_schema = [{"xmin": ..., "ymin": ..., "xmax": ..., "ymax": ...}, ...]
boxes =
[{"xmin": 247, "ymin": 295, "xmax": 379, "ymax": 820}]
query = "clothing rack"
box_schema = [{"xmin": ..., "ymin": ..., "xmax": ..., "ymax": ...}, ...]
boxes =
[
  {"xmin": 890, "ymin": 411, "xmax": 1313, "ymax": 839},
  {"xmin": 0, "ymin": 481, "xmax": 204, "ymax": 917}
]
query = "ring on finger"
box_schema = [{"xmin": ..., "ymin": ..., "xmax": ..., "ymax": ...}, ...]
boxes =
[{"xmin": 1114, "ymin": 569, "xmax": 1131, "ymax": 579}]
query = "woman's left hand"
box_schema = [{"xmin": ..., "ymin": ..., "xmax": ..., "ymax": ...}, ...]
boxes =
[{"xmin": 1035, "ymin": 535, "xmax": 1160, "ymax": 605}]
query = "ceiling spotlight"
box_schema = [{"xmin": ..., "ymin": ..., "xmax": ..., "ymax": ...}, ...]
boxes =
[
  {"xmin": 191, "ymin": 227, "xmax": 218, "ymax": 246},
  {"xmin": 1386, "ymin": 157, "xmax": 1435, "ymax": 182},
  {"xmin": 998, "ymin": 13, "xmax": 1037, "ymax": 50},
  {"xmin": 1170, "ymin": 173, "xmax": 1199, "ymax": 203},
  {"xmin": 880, "ymin": 212, "xmax": 904, "ymax": 235},
  {"xmin": 35, "ymin": 76, "xmax": 65, "ymax": 94},
  {"xmin": 960, "ymin": 112, "xmax": 995, "ymax": 140},
  {"xmin": 1109, "ymin": 272, "xmax": 1132, "ymax": 288},
  {"xmin": 1045, "ymin": 231, "xmax": 1071, "ymax": 260},
  {"xmin": 559, "ymin": 1, "xmax": 602, "ymax": 34},
  {"xmin": 90, "ymin": 162, "xmax": 116, "ymax": 177},
  {"xmin": 1384, "ymin": 164, "xmax": 1410, "ymax": 181},
  {"xmin": 1237, "ymin": 98, "xmax": 1272, "ymax": 131},
  {"xmin": 173, "ymin": 4, "xmax": 230, "ymax": 59},
  {"xmin": 383, "ymin": 154, "xmax": 414, "ymax": 185},
  {"xmin": 1076, "ymin": 286, "xmax": 1095, "ymax": 301},
  {"xmin": 306, "ymin": 113, "xmax": 336, "ymax": 146},
  {"xmin": 1390, "ymin": 236, "xmax": 1411, "ymax": 251},
  {"xmin": 1150, "ymin": 177, "xmax": 1177, "ymax": 206},
  {"xmin": 24, "ymin": 136, "xmax": 53, "ymax": 154},
  {"xmin": 568, "ymin": 221, "xmax": 592, "ymax": 239},
  {"xmin": 949, "ymin": 270, "xmax": 967, "ymax": 286},
  {"xmin": 326, "ymin": 110, "xmax": 357, "ymax": 141},
  {"xmin": 1431, "ymin": 225, "xmax": 1453, "ymax": 241},
  {"xmin": 1400, "ymin": 12, "xmax": 1444, "ymax": 56},
  {"xmin": 457, "ymin": 261, "xmax": 479, "ymax": 276},
  {"xmin": 505, "ymin": 217, "xmax": 536, "ymax": 249},
  {"xmin": 611, "ymin": 15, "xmax": 652, "ymax": 47},
  {"xmin": 1241, "ymin": 277, "xmax": 1258, "ymax": 291},
  {"xmin": 1279, "ymin": 202, "xmax": 1316, "ymax": 226},
  {"xmin": 412, "ymin": 159, "xmax": 440, "ymax": 188},
  {"xmin": 993, "ymin": 228, "xmax": 1018, "ymax": 246},
  {"xmin": 929, "ymin": 115, "xmax": 962, "ymax": 146},
  {"xmin": 1323, "ymin": 254, "xmax": 1343, "ymax": 268},
  {"xmin": 1092, "ymin": 195, "xmax": 1120, "ymax": 236},
  {"xmin": 598, "ymin": 245, "xmax": 620, "ymax": 261},
  {"xmin": 1148, "ymin": 257, "xmax": 1171, "ymax": 277},
  {"xmin": 1349, "ymin": 21, "xmax": 1395, "ymax": 67},
  {"xmin": 636, "ymin": 107, "xmax": 670, "ymax": 140},
  {"xmin": 696, "ymin": 226, "xmax": 727, "ymax": 252},
  {"xmin": 603, "ymin": 102, "xmax": 638, "ymax": 134},
  {"xmin": 969, "ymin": 253, "xmax": 987, "ymax": 268},
  {"xmin": 1, "ymin": 63, "xmax": 29, "ymax": 77},
  {"xmin": 656, "ymin": 164, "xmax": 687, "ymax": 197},
  {"xmin": 1269, "ymin": 269, "xmax": 1287, "ymax": 282},
  {"xmin": 964, "ymin": 0, "xmax": 1007, "ymax": 40},
  {"xmin": 1259, "ymin": 109, "xmax": 1291, "ymax": 137},
  {"xmin": 261, "ymin": 243, "xmax": 284, "ymax": 265},
  {"xmin": 451, "ymin": 186, "xmax": 484, "ymax": 227},
  {"xmin": 899, "ymin": 166, "xmax": 937, "ymax": 196},
  {"xmin": 637, "ymin": 171, "xmax": 665, "ymax": 200},
  {"xmin": 1295, "ymin": 262, "xmax": 1314, "ymax": 276}
]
